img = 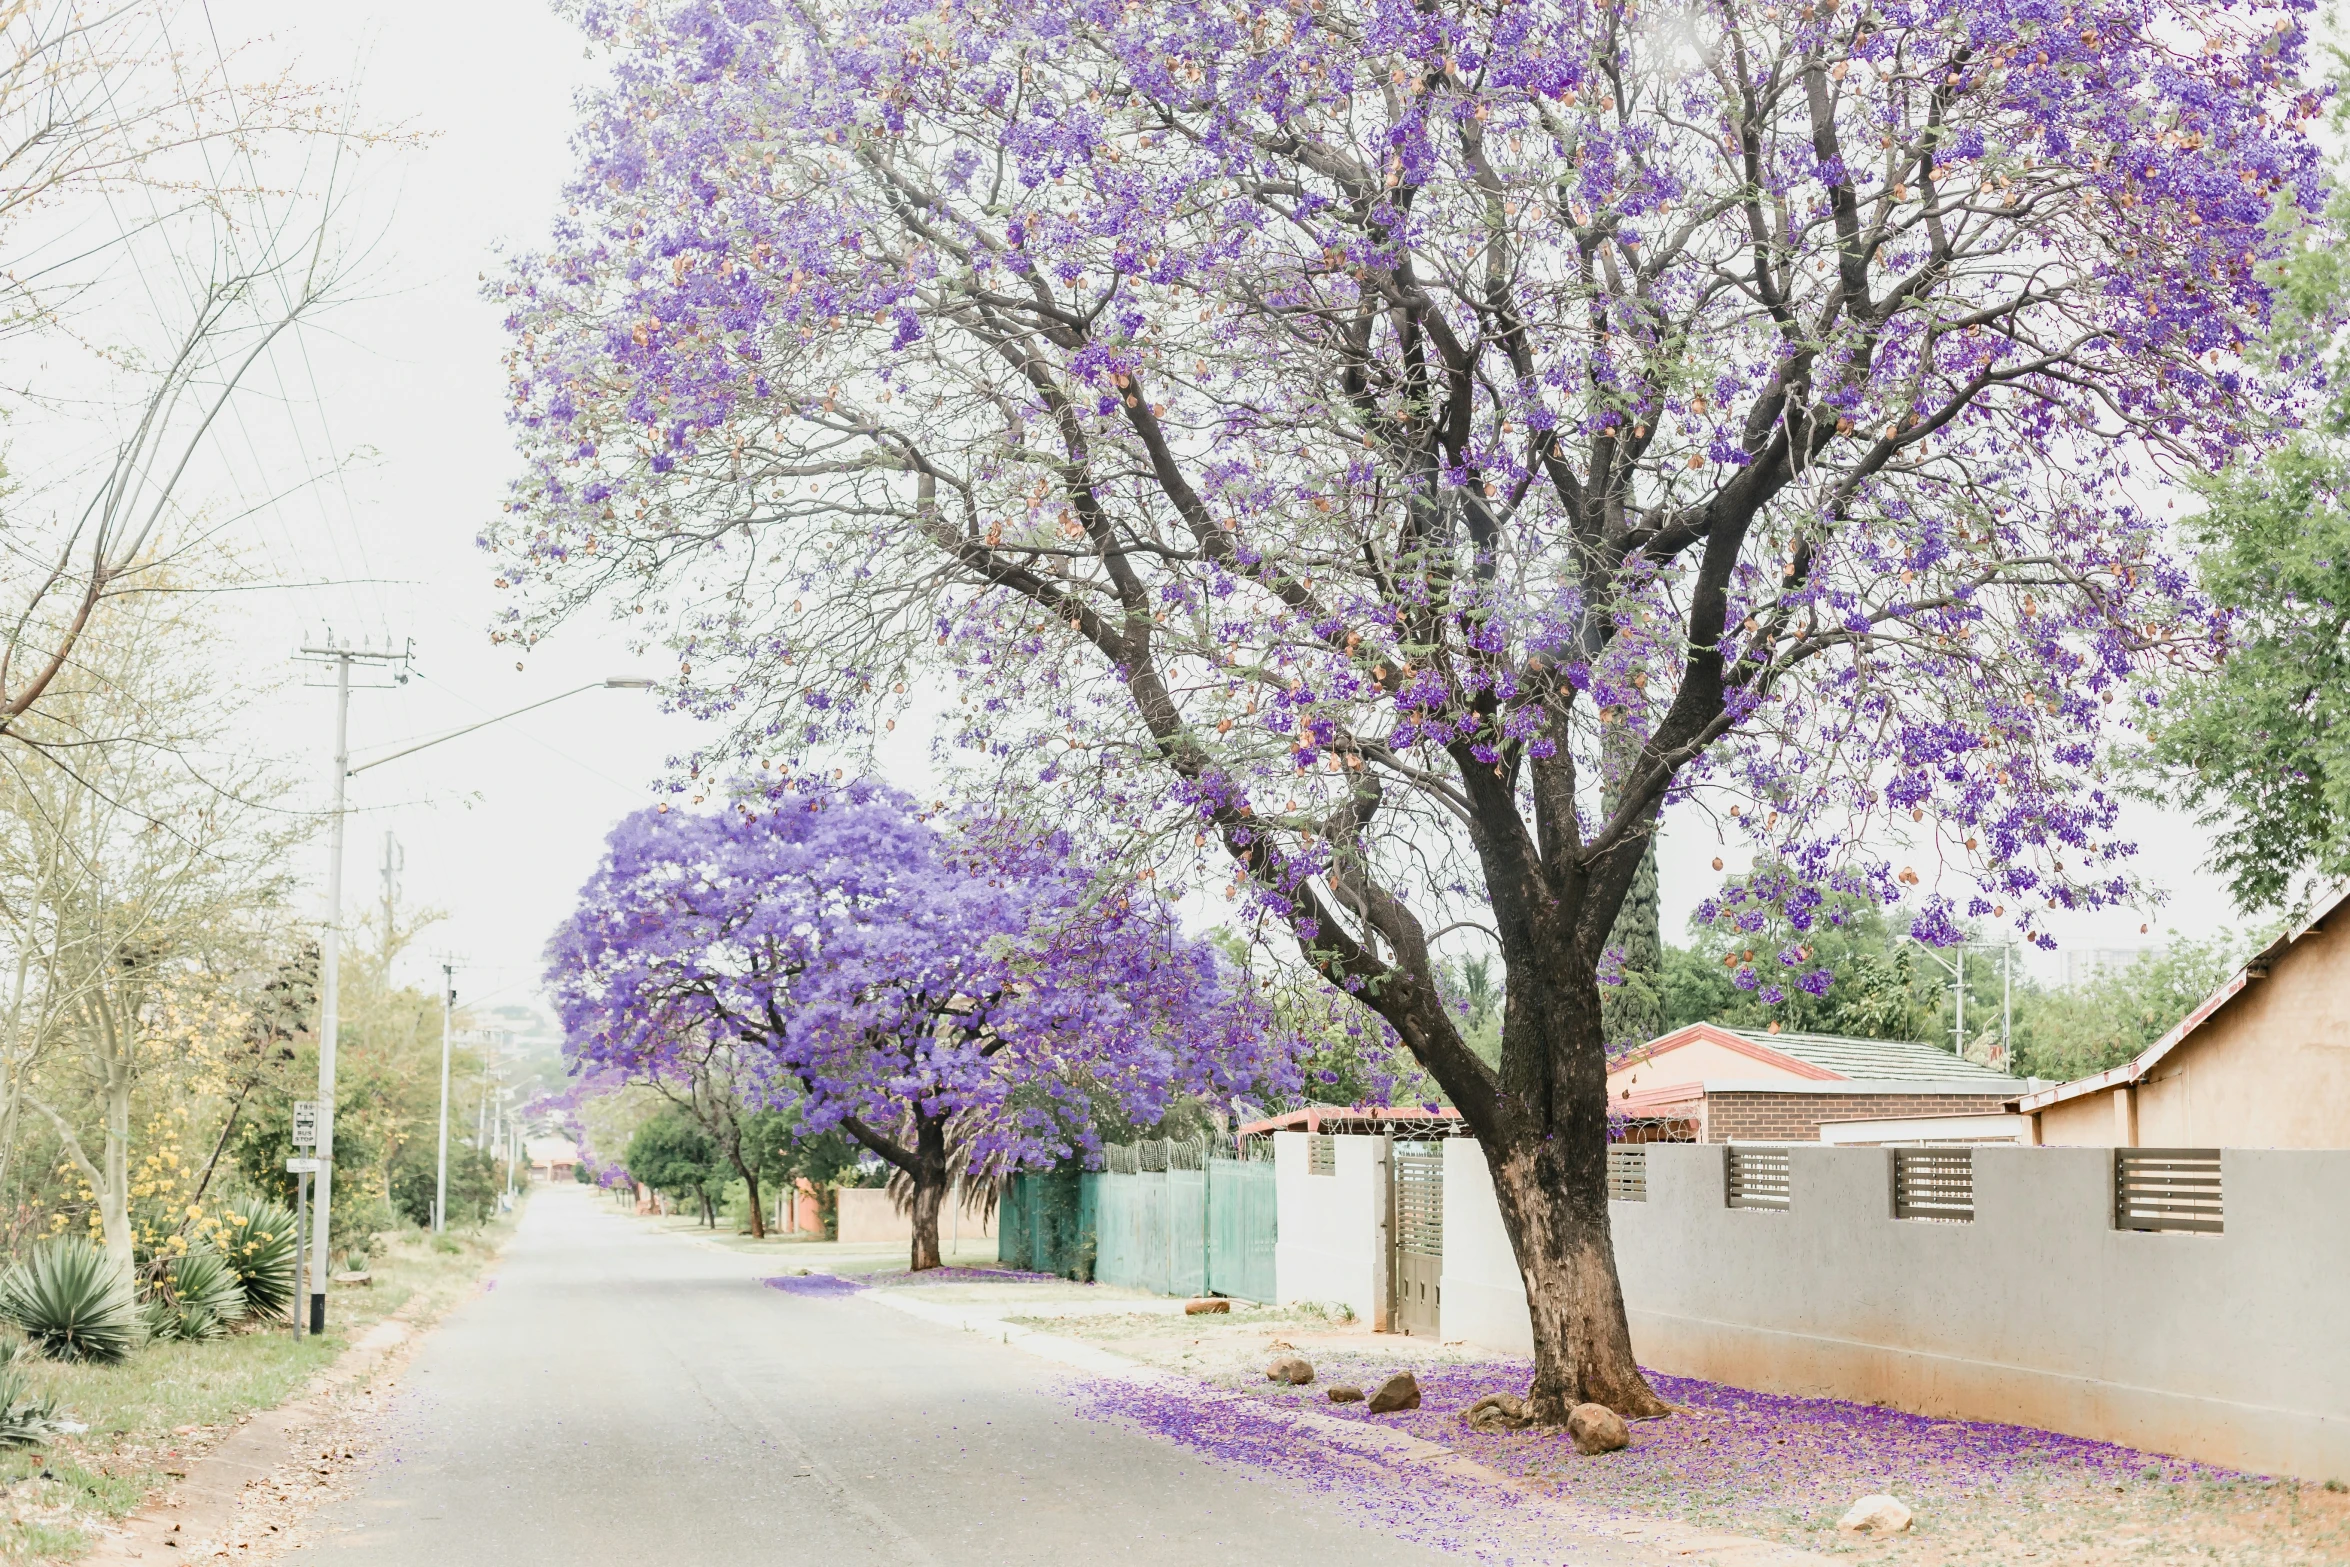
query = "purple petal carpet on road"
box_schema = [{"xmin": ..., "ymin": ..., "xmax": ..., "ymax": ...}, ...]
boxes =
[
  {"xmin": 1072, "ymin": 1373, "xmax": 1561, "ymax": 1563},
  {"xmin": 1067, "ymin": 1351, "xmax": 2240, "ymax": 1559}
]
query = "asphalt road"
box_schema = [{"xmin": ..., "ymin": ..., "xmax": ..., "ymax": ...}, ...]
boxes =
[{"xmin": 278, "ymin": 1185, "xmax": 1544, "ymax": 1565}]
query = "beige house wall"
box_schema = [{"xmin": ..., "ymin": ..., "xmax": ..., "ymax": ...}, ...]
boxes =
[
  {"xmin": 833, "ymin": 1186, "xmax": 998, "ymax": 1244},
  {"xmin": 2037, "ymin": 914, "xmax": 2350, "ymax": 1150}
]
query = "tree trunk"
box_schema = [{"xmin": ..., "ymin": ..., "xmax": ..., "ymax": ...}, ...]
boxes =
[
  {"xmin": 740, "ymin": 1167, "xmax": 766, "ymax": 1238},
  {"xmin": 1483, "ymin": 1132, "xmax": 1662, "ymax": 1421},
  {"xmin": 1490, "ymin": 955, "xmax": 1667, "ymax": 1420},
  {"xmin": 908, "ymin": 1173, "xmax": 945, "ymax": 1271},
  {"xmin": 699, "ymin": 1188, "xmax": 714, "ymax": 1228},
  {"xmin": 100, "ymin": 1050, "xmax": 132, "ymax": 1274},
  {"xmin": 716, "ymin": 1122, "xmax": 766, "ymax": 1239},
  {"xmin": 907, "ymin": 1112, "xmax": 950, "ymax": 1272}
]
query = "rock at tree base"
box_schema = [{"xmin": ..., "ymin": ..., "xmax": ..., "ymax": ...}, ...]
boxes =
[
  {"xmin": 1326, "ymin": 1385, "xmax": 1365, "ymax": 1404},
  {"xmin": 1838, "ymin": 1495, "xmax": 1913, "ymax": 1533},
  {"xmin": 1183, "ymin": 1298, "xmax": 1229, "ymax": 1315},
  {"xmin": 1569, "ymin": 1403, "xmax": 1630, "ymax": 1454},
  {"xmin": 1366, "ymin": 1372, "xmax": 1421, "ymax": 1413},
  {"xmin": 1462, "ymin": 1393, "xmax": 1535, "ymax": 1432},
  {"xmin": 1266, "ymin": 1355, "xmax": 1314, "ymax": 1385}
]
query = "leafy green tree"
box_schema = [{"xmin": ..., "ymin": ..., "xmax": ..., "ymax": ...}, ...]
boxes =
[
  {"xmin": 2146, "ymin": 444, "xmax": 2350, "ymax": 912},
  {"xmin": 625, "ymin": 1110, "xmax": 722, "ymax": 1226},
  {"xmin": 2143, "ymin": 189, "xmax": 2350, "ymax": 913},
  {"xmin": 1666, "ymin": 889, "xmax": 1957, "ymax": 1043},
  {"xmin": 2010, "ymin": 932, "xmax": 2254, "ymax": 1082},
  {"xmin": 386, "ymin": 1141, "xmax": 497, "ymax": 1229}
]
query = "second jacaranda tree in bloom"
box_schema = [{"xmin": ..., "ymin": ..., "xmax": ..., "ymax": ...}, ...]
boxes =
[{"xmin": 548, "ymin": 778, "xmax": 1299, "ymax": 1269}]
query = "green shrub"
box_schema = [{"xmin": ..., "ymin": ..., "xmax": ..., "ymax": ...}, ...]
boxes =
[
  {"xmin": 145, "ymin": 1247, "xmax": 248, "ymax": 1342},
  {"xmin": 0, "ymin": 1239, "xmax": 139, "ymax": 1363},
  {"xmin": 218, "ymin": 1196, "xmax": 299, "ymax": 1318}
]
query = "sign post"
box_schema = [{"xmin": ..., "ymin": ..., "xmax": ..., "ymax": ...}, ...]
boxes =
[
  {"xmin": 285, "ymin": 1155, "xmax": 318, "ymax": 1340},
  {"xmin": 289, "ymin": 1106, "xmax": 319, "ymax": 1342}
]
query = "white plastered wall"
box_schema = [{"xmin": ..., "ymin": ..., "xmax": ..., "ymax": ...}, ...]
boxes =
[{"xmin": 1273, "ymin": 1130, "xmax": 1384, "ymax": 1321}]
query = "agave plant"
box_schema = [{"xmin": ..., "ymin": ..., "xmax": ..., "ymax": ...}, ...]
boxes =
[
  {"xmin": 0, "ymin": 1357, "xmax": 67, "ymax": 1448},
  {"xmin": 218, "ymin": 1196, "xmax": 299, "ymax": 1318},
  {"xmin": 0, "ymin": 1238, "xmax": 139, "ymax": 1364},
  {"xmin": 146, "ymin": 1247, "xmax": 248, "ymax": 1343}
]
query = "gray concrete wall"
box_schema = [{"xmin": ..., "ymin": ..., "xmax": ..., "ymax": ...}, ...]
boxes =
[{"xmin": 1442, "ymin": 1143, "xmax": 2350, "ymax": 1480}]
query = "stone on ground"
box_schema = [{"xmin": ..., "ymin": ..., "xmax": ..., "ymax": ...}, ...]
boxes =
[
  {"xmin": 1266, "ymin": 1355, "xmax": 1314, "ymax": 1385},
  {"xmin": 1568, "ymin": 1402, "xmax": 1630, "ymax": 1454},
  {"xmin": 1838, "ymin": 1494, "xmax": 1913, "ymax": 1533},
  {"xmin": 1326, "ymin": 1385, "xmax": 1365, "ymax": 1404},
  {"xmin": 1461, "ymin": 1393, "xmax": 1534, "ymax": 1432},
  {"xmin": 1183, "ymin": 1298, "xmax": 1229, "ymax": 1315},
  {"xmin": 1366, "ymin": 1372, "xmax": 1421, "ymax": 1413}
]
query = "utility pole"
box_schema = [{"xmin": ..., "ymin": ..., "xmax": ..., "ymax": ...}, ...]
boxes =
[
  {"xmin": 1954, "ymin": 948, "xmax": 1965, "ymax": 1058},
  {"xmin": 276, "ymin": 668, "xmax": 655, "ymax": 1264},
  {"xmin": 296, "ymin": 635, "xmax": 411, "ymax": 1335},
  {"xmin": 1908, "ymin": 936, "xmax": 2016, "ymax": 1069},
  {"xmin": 2002, "ymin": 943, "xmax": 2014, "ymax": 1073}
]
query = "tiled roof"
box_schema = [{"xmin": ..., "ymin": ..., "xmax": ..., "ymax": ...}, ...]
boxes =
[{"xmin": 1719, "ymin": 1028, "xmax": 2018, "ymax": 1084}]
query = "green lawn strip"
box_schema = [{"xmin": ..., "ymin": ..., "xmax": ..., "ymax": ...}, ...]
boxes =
[{"xmin": 0, "ymin": 1211, "xmax": 519, "ymax": 1563}]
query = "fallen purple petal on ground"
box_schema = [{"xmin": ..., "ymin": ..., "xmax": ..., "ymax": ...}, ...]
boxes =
[
  {"xmin": 864, "ymin": 1266, "xmax": 1067, "ymax": 1288},
  {"xmin": 1068, "ymin": 1375, "xmax": 1569, "ymax": 1564},
  {"xmin": 760, "ymin": 1273, "xmax": 863, "ymax": 1297},
  {"xmin": 1229, "ymin": 1354, "xmax": 2232, "ymax": 1526}
]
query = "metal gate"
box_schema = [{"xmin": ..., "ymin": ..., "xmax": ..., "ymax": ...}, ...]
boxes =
[{"xmin": 1391, "ymin": 1142, "xmax": 1443, "ymax": 1337}]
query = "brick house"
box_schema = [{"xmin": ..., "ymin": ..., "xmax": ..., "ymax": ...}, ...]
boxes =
[{"xmin": 1608, "ymin": 1022, "xmax": 2021, "ymax": 1143}]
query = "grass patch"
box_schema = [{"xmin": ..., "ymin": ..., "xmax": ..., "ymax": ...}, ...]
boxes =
[{"xmin": 0, "ymin": 1204, "xmax": 519, "ymax": 1563}]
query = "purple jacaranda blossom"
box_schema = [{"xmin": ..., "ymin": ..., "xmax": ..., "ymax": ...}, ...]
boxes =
[{"xmin": 547, "ymin": 779, "xmax": 1301, "ymax": 1270}]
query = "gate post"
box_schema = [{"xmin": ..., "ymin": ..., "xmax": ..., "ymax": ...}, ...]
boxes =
[{"xmin": 1369, "ymin": 1134, "xmax": 1393, "ymax": 1333}]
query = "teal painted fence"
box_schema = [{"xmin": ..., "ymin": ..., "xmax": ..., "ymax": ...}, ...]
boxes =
[{"xmin": 1002, "ymin": 1152, "xmax": 1276, "ymax": 1301}]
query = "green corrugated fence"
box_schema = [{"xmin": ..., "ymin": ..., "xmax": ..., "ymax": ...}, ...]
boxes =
[
  {"xmin": 1206, "ymin": 1157, "xmax": 1276, "ymax": 1303},
  {"xmin": 1000, "ymin": 1150, "xmax": 1275, "ymax": 1302},
  {"xmin": 998, "ymin": 1171, "xmax": 1097, "ymax": 1279}
]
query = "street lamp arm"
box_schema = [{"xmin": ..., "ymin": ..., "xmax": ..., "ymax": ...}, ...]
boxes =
[
  {"xmin": 1903, "ymin": 934, "xmax": 1960, "ymax": 979},
  {"xmin": 347, "ymin": 677, "xmax": 654, "ymax": 776}
]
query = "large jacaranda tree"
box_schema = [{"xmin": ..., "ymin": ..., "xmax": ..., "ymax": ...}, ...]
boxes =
[
  {"xmin": 548, "ymin": 781, "xmax": 1295, "ymax": 1269},
  {"xmin": 497, "ymin": 0, "xmax": 2325, "ymax": 1415}
]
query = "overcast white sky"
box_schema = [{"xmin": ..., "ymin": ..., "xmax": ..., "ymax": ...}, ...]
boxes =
[{"xmin": 168, "ymin": 0, "xmax": 2248, "ymax": 1022}]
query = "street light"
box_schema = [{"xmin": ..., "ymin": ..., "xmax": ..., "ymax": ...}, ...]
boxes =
[{"xmin": 307, "ymin": 669, "xmax": 654, "ymax": 1326}]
